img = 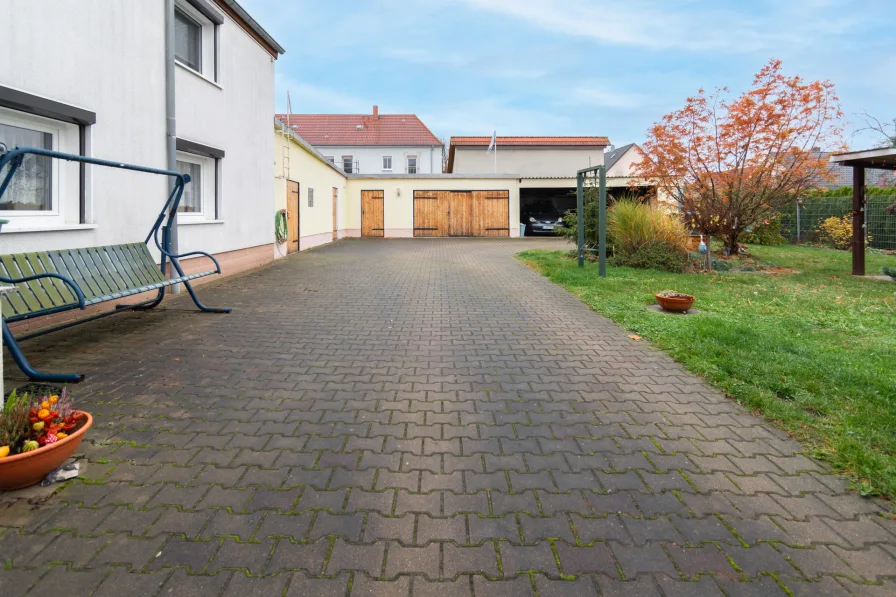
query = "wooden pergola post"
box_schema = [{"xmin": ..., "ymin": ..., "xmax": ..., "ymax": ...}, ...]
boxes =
[
  {"xmin": 852, "ymin": 166, "xmax": 865, "ymax": 276},
  {"xmin": 830, "ymin": 147, "xmax": 896, "ymax": 276}
]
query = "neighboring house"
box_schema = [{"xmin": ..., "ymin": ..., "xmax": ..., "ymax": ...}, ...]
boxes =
[
  {"xmin": 815, "ymin": 151, "xmax": 896, "ymax": 189},
  {"xmin": 274, "ymin": 119, "xmax": 348, "ymax": 254},
  {"xmin": 0, "ymin": 0, "xmax": 284, "ymax": 286},
  {"xmin": 603, "ymin": 143, "xmax": 642, "ymax": 177},
  {"xmin": 273, "ymin": 123, "xmax": 524, "ymax": 242},
  {"xmin": 275, "ymin": 106, "xmax": 443, "ymax": 175},
  {"xmin": 447, "ymin": 136, "xmax": 610, "ymax": 218}
]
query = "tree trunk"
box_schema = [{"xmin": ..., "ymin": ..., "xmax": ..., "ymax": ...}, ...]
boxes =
[{"xmin": 727, "ymin": 231, "xmax": 739, "ymax": 255}]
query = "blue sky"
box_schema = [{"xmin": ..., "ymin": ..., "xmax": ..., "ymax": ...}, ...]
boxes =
[{"xmin": 242, "ymin": 0, "xmax": 894, "ymax": 150}]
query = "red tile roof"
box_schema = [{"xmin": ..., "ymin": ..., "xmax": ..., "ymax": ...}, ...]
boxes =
[
  {"xmin": 450, "ymin": 136, "xmax": 610, "ymax": 147},
  {"xmin": 276, "ymin": 112, "xmax": 442, "ymax": 147}
]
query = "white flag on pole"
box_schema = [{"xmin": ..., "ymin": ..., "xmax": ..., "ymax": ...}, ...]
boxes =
[{"xmin": 487, "ymin": 130, "xmax": 496, "ymax": 153}]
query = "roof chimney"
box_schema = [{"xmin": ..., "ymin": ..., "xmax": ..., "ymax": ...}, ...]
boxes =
[{"xmin": 373, "ymin": 105, "xmax": 379, "ymax": 120}]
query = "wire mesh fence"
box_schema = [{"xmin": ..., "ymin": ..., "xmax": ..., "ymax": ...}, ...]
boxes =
[{"xmin": 778, "ymin": 195, "xmax": 896, "ymax": 250}]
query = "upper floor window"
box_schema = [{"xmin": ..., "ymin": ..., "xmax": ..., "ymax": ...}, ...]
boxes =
[
  {"xmin": 382, "ymin": 156, "xmax": 392, "ymax": 171},
  {"xmin": 342, "ymin": 156, "xmax": 354, "ymax": 174},
  {"xmin": 325, "ymin": 156, "xmax": 335, "ymax": 164},
  {"xmin": 174, "ymin": 1, "xmax": 221, "ymax": 82},
  {"xmin": 174, "ymin": 9, "xmax": 202, "ymax": 72},
  {"xmin": 407, "ymin": 155, "xmax": 418, "ymax": 174}
]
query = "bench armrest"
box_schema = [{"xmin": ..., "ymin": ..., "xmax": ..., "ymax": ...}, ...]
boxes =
[
  {"xmin": 0, "ymin": 272, "xmax": 87, "ymax": 309},
  {"xmin": 160, "ymin": 248, "xmax": 223, "ymax": 274}
]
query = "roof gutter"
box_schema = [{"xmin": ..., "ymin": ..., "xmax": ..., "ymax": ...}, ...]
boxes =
[{"xmin": 217, "ymin": 0, "xmax": 285, "ymax": 55}]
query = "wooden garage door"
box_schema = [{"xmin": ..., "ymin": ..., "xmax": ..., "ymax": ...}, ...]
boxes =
[
  {"xmin": 449, "ymin": 192, "xmax": 473, "ymax": 236},
  {"xmin": 361, "ymin": 190, "xmax": 384, "ymax": 237},
  {"xmin": 413, "ymin": 191, "xmax": 446, "ymax": 237},
  {"xmin": 474, "ymin": 190, "xmax": 510, "ymax": 236}
]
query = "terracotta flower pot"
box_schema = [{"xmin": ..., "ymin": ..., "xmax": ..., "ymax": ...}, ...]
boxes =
[
  {"xmin": 0, "ymin": 411, "xmax": 93, "ymax": 491},
  {"xmin": 655, "ymin": 293, "xmax": 695, "ymax": 312}
]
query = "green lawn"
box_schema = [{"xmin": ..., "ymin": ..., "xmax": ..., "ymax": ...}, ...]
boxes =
[{"xmin": 518, "ymin": 245, "xmax": 896, "ymax": 501}]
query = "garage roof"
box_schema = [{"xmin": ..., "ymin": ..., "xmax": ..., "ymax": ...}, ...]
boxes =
[{"xmin": 451, "ymin": 136, "xmax": 610, "ymax": 147}]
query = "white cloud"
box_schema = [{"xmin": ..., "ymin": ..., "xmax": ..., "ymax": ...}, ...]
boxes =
[{"xmin": 457, "ymin": 0, "xmax": 853, "ymax": 53}]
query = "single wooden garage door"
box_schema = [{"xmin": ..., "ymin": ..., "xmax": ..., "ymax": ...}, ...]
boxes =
[
  {"xmin": 474, "ymin": 190, "xmax": 509, "ymax": 236},
  {"xmin": 361, "ymin": 190, "xmax": 384, "ymax": 237},
  {"xmin": 413, "ymin": 190, "xmax": 509, "ymax": 237},
  {"xmin": 413, "ymin": 191, "xmax": 446, "ymax": 237}
]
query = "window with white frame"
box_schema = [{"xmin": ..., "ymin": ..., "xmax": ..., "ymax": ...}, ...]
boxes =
[
  {"xmin": 308, "ymin": 188, "xmax": 314, "ymax": 207},
  {"xmin": 175, "ymin": 152, "xmax": 216, "ymax": 216},
  {"xmin": 382, "ymin": 156, "xmax": 392, "ymax": 171},
  {"xmin": 325, "ymin": 156, "xmax": 334, "ymax": 164},
  {"xmin": 0, "ymin": 106, "xmax": 78, "ymax": 223},
  {"xmin": 174, "ymin": 1, "xmax": 219, "ymax": 82},
  {"xmin": 342, "ymin": 156, "xmax": 353, "ymax": 173},
  {"xmin": 406, "ymin": 155, "xmax": 418, "ymax": 174}
]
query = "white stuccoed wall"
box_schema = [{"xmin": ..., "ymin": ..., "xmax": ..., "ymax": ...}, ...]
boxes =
[
  {"xmin": 0, "ymin": 0, "xmax": 276, "ymax": 262},
  {"xmin": 312, "ymin": 146, "xmax": 442, "ymax": 174},
  {"xmin": 452, "ymin": 146, "xmax": 605, "ymax": 177}
]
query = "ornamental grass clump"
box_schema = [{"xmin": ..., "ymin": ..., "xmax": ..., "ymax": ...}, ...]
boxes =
[
  {"xmin": 608, "ymin": 200, "xmax": 689, "ymax": 272},
  {"xmin": 0, "ymin": 388, "xmax": 85, "ymax": 458}
]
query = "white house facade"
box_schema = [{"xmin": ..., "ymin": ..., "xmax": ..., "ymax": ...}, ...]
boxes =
[
  {"xmin": 276, "ymin": 107, "xmax": 443, "ymax": 175},
  {"xmin": 0, "ymin": 0, "xmax": 284, "ymax": 278}
]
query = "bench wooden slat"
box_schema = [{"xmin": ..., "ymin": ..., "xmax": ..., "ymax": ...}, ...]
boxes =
[
  {"xmin": 0, "ymin": 255, "xmax": 35, "ymax": 317},
  {"xmin": 117, "ymin": 244, "xmax": 154, "ymax": 286},
  {"xmin": 12, "ymin": 254, "xmax": 56, "ymax": 313},
  {"xmin": 73, "ymin": 248, "xmax": 114, "ymax": 298},
  {"xmin": 91, "ymin": 246, "xmax": 129, "ymax": 292},
  {"xmin": 105, "ymin": 244, "xmax": 147, "ymax": 288},
  {"xmin": 24, "ymin": 252, "xmax": 72, "ymax": 307},
  {"xmin": 129, "ymin": 244, "xmax": 166, "ymax": 284}
]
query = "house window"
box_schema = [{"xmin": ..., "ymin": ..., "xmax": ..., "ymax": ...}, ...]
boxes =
[
  {"xmin": 407, "ymin": 155, "xmax": 418, "ymax": 174},
  {"xmin": 174, "ymin": 1, "xmax": 220, "ymax": 82},
  {"xmin": 0, "ymin": 106, "xmax": 79, "ymax": 225},
  {"xmin": 174, "ymin": 9, "xmax": 202, "ymax": 72},
  {"xmin": 0, "ymin": 122, "xmax": 53, "ymax": 212},
  {"xmin": 308, "ymin": 187, "xmax": 314, "ymax": 207},
  {"xmin": 325, "ymin": 156, "xmax": 334, "ymax": 164},
  {"xmin": 176, "ymin": 151, "xmax": 217, "ymax": 216},
  {"xmin": 382, "ymin": 156, "xmax": 392, "ymax": 171},
  {"xmin": 342, "ymin": 156, "xmax": 353, "ymax": 174}
]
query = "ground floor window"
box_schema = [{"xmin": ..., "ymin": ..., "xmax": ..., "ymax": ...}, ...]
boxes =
[
  {"xmin": 0, "ymin": 106, "xmax": 79, "ymax": 224},
  {"xmin": 176, "ymin": 151, "xmax": 216, "ymax": 216}
]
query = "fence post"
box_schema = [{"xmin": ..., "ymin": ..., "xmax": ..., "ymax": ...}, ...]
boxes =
[
  {"xmin": 796, "ymin": 202, "xmax": 801, "ymax": 243},
  {"xmin": 598, "ymin": 166, "xmax": 607, "ymax": 278},
  {"xmin": 576, "ymin": 173, "xmax": 584, "ymax": 267}
]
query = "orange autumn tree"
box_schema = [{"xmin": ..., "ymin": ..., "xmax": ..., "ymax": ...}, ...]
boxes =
[{"xmin": 634, "ymin": 59, "xmax": 844, "ymax": 253}]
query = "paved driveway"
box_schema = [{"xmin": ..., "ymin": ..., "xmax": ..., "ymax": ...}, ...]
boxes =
[{"xmin": 2, "ymin": 238, "xmax": 894, "ymax": 596}]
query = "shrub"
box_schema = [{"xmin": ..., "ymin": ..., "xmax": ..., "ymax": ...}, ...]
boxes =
[
  {"xmin": 557, "ymin": 197, "xmax": 689, "ymax": 273},
  {"xmin": 742, "ymin": 218, "xmax": 786, "ymax": 245},
  {"xmin": 883, "ymin": 266, "xmax": 896, "ymax": 280},
  {"xmin": 817, "ymin": 215, "xmax": 871, "ymax": 250},
  {"xmin": 611, "ymin": 241, "xmax": 686, "ymax": 273}
]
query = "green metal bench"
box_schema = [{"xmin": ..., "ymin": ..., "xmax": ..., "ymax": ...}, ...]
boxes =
[{"xmin": 0, "ymin": 147, "xmax": 230, "ymax": 383}]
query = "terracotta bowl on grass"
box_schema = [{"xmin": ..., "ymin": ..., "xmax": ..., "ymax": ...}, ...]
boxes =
[
  {"xmin": 0, "ymin": 411, "xmax": 92, "ymax": 491},
  {"xmin": 655, "ymin": 293, "xmax": 695, "ymax": 313}
]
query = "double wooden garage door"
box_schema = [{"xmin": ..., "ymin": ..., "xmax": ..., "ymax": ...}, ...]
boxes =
[{"xmin": 413, "ymin": 190, "xmax": 509, "ymax": 237}]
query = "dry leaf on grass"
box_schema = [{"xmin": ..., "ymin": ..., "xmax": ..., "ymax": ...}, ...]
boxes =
[{"xmin": 628, "ymin": 334, "xmax": 641, "ymax": 341}]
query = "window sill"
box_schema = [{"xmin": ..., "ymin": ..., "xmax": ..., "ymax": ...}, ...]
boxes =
[
  {"xmin": 175, "ymin": 61, "xmax": 223, "ymax": 90},
  {"xmin": 0, "ymin": 224, "xmax": 98, "ymax": 234},
  {"xmin": 178, "ymin": 219, "xmax": 224, "ymax": 226}
]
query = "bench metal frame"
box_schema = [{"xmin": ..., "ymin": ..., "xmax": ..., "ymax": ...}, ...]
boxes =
[{"xmin": 0, "ymin": 146, "xmax": 231, "ymax": 383}]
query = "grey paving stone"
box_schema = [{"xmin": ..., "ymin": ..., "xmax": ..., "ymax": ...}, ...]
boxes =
[{"xmin": 3, "ymin": 238, "xmax": 892, "ymax": 593}]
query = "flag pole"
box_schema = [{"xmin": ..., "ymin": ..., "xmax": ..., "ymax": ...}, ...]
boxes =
[{"xmin": 494, "ymin": 129, "xmax": 497, "ymax": 173}]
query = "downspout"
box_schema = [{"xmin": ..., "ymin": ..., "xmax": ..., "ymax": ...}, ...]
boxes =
[{"xmin": 164, "ymin": 0, "xmax": 179, "ymax": 286}]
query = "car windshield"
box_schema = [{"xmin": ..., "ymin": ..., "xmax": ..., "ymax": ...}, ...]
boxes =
[{"xmin": 526, "ymin": 204, "xmax": 559, "ymax": 219}]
